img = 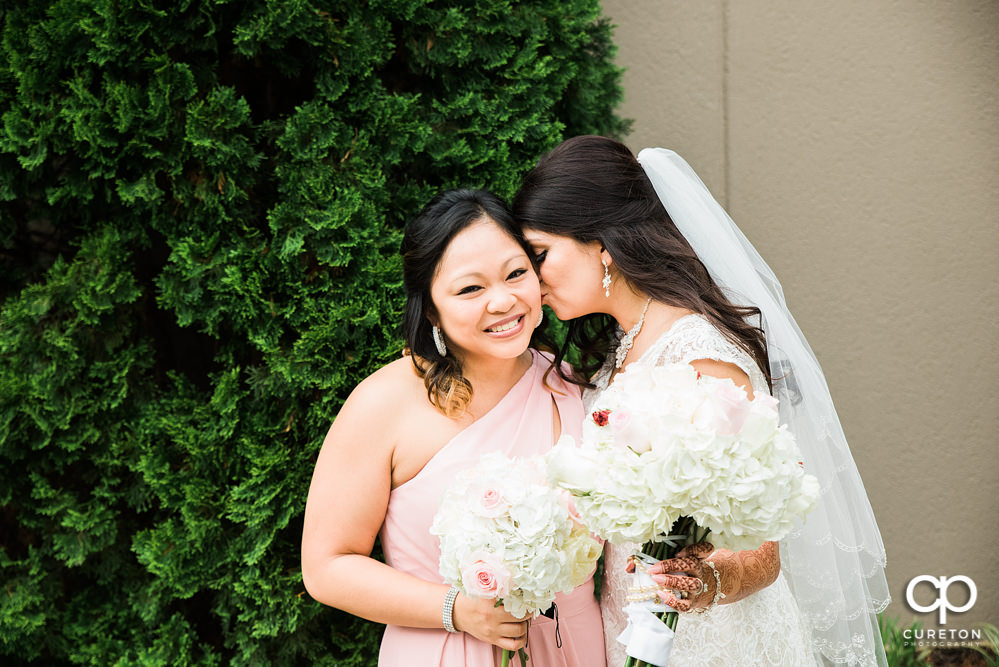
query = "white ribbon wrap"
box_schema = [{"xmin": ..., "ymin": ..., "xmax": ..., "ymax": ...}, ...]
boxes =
[
  {"xmin": 617, "ymin": 604, "xmax": 674, "ymax": 666},
  {"xmin": 615, "ymin": 565, "xmax": 674, "ymax": 666}
]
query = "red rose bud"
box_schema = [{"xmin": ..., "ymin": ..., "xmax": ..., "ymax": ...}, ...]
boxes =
[{"xmin": 592, "ymin": 409, "xmax": 610, "ymax": 426}]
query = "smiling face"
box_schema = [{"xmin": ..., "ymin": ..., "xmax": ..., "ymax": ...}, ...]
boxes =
[
  {"xmin": 429, "ymin": 218, "xmax": 542, "ymax": 362},
  {"xmin": 522, "ymin": 229, "xmax": 606, "ymax": 321}
]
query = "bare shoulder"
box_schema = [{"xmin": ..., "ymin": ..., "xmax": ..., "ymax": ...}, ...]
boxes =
[
  {"xmin": 342, "ymin": 357, "xmax": 424, "ymax": 415},
  {"xmin": 325, "ymin": 357, "xmax": 425, "ymax": 448},
  {"xmin": 303, "ymin": 358, "xmax": 428, "ymax": 580}
]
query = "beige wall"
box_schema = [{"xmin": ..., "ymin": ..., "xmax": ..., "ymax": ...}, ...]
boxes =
[{"xmin": 601, "ymin": 0, "xmax": 999, "ymax": 630}]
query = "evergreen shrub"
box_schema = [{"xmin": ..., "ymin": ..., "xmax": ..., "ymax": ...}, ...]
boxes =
[{"xmin": 0, "ymin": 0, "xmax": 627, "ymax": 663}]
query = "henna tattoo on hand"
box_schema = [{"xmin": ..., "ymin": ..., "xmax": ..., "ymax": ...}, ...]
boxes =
[
  {"xmin": 677, "ymin": 541, "xmax": 715, "ymax": 559},
  {"xmin": 714, "ymin": 541, "xmax": 780, "ymax": 605},
  {"xmin": 648, "ymin": 555, "xmax": 702, "ymax": 577},
  {"xmin": 646, "ymin": 540, "xmax": 778, "ymax": 611}
]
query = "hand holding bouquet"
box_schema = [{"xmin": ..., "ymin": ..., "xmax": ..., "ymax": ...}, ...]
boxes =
[{"xmin": 431, "ymin": 452, "xmax": 602, "ymax": 665}]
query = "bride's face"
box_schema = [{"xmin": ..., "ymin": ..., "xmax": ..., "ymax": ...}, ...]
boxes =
[
  {"xmin": 522, "ymin": 229, "xmax": 606, "ymax": 321},
  {"xmin": 429, "ymin": 219, "xmax": 542, "ymax": 362}
]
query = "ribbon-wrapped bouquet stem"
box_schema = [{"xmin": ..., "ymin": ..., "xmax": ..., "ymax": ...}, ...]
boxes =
[{"xmin": 546, "ymin": 363, "xmax": 820, "ymax": 667}]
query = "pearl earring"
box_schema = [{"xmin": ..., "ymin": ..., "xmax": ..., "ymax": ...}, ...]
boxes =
[
  {"xmin": 602, "ymin": 260, "xmax": 612, "ymax": 297},
  {"xmin": 432, "ymin": 325, "xmax": 447, "ymax": 357}
]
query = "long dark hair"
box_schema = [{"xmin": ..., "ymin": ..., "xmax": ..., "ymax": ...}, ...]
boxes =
[
  {"xmin": 512, "ymin": 135, "xmax": 771, "ymax": 389},
  {"xmin": 402, "ymin": 189, "xmax": 548, "ymax": 416}
]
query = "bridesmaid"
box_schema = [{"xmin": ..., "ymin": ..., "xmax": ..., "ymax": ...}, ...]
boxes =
[{"xmin": 301, "ymin": 189, "xmax": 606, "ymax": 666}]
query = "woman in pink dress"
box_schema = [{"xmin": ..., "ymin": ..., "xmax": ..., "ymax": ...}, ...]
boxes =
[{"xmin": 301, "ymin": 189, "xmax": 606, "ymax": 666}]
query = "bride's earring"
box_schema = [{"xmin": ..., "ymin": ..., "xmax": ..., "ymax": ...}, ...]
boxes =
[
  {"xmin": 535, "ymin": 309, "xmax": 544, "ymax": 328},
  {"xmin": 432, "ymin": 325, "xmax": 447, "ymax": 357},
  {"xmin": 602, "ymin": 260, "xmax": 612, "ymax": 297}
]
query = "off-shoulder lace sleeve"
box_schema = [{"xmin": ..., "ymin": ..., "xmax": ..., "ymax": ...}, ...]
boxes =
[{"xmin": 645, "ymin": 315, "xmax": 769, "ymax": 396}]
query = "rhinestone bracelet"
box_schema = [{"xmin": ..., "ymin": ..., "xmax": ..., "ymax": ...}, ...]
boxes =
[
  {"xmin": 692, "ymin": 558, "xmax": 726, "ymax": 614},
  {"xmin": 442, "ymin": 585, "xmax": 460, "ymax": 633}
]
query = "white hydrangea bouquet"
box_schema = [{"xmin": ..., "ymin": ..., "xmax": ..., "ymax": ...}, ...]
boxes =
[
  {"xmin": 546, "ymin": 362, "xmax": 819, "ymax": 666},
  {"xmin": 431, "ymin": 451, "xmax": 602, "ymax": 666},
  {"xmin": 548, "ymin": 362, "xmax": 818, "ymax": 550}
]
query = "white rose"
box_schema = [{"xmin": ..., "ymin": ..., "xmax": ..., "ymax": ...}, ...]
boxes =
[
  {"xmin": 739, "ymin": 402, "xmax": 780, "ymax": 445},
  {"xmin": 651, "ymin": 363, "xmax": 700, "ymax": 393},
  {"xmin": 787, "ymin": 473, "xmax": 820, "ymax": 518},
  {"xmin": 563, "ymin": 534, "xmax": 602, "ymax": 587},
  {"xmin": 546, "ymin": 436, "xmax": 602, "ymax": 492}
]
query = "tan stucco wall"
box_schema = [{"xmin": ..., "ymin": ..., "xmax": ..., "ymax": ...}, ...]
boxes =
[{"xmin": 601, "ymin": 0, "xmax": 999, "ymax": 630}]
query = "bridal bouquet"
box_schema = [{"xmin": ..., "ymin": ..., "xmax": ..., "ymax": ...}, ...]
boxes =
[
  {"xmin": 546, "ymin": 363, "xmax": 819, "ymax": 666},
  {"xmin": 548, "ymin": 362, "xmax": 819, "ymax": 551},
  {"xmin": 431, "ymin": 452, "xmax": 602, "ymax": 666}
]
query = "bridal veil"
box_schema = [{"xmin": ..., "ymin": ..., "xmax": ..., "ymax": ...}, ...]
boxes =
[{"xmin": 638, "ymin": 148, "xmax": 890, "ymax": 666}]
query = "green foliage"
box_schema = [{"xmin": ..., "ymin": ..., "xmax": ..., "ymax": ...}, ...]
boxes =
[
  {"xmin": 0, "ymin": 0, "xmax": 627, "ymax": 663},
  {"xmin": 878, "ymin": 614, "xmax": 930, "ymax": 667},
  {"xmin": 971, "ymin": 622, "xmax": 999, "ymax": 667}
]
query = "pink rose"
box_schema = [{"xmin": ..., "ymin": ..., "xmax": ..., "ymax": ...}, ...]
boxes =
[
  {"xmin": 607, "ymin": 408, "xmax": 652, "ymax": 452},
  {"xmin": 694, "ymin": 381, "xmax": 751, "ymax": 436},
  {"xmin": 478, "ymin": 486, "xmax": 507, "ymax": 518},
  {"xmin": 608, "ymin": 409, "xmax": 631, "ymax": 432},
  {"xmin": 461, "ymin": 551, "xmax": 512, "ymax": 598},
  {"xmin": 592, "ymin": 409, "xmax": 610, "ymax": 426},
  {"xmin": 560, "ymin": 492, "xmax": 585, "ymax": 528}
]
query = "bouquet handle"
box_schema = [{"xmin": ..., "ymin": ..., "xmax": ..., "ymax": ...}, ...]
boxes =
[{"xmin": 501, "ymin": 648, "xmax": 529, "ymax": 666}]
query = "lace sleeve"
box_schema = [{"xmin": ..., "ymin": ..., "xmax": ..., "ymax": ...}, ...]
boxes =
[{"xmin": 646, "ymin": 315, "xmax": 769, "ymax": 396}]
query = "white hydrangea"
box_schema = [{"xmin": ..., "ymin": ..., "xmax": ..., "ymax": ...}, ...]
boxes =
[
  {"xmin": 431, "ymin": 452, "xmax": 601, "ymax": 620},
  {"xmin": 547, "ymin": 363, "xmax": 819, "ymax": 551}
]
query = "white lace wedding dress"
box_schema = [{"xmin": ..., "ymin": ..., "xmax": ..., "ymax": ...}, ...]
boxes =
[{"xmin": 587, "ymin": 314, "xmax": 817, "ymax": 666}]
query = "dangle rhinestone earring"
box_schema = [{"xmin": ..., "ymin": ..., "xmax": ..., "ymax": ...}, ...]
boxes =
[
  {"xmin": 602, "ymin": 260, "xmax": 612, "ymax": 297},
  {"xmin": 535, "ymin": 308, "xmax": 544, "ymax": 328},
  {"xmin": 432, "ymin": 325, "xmax": 447, "ymax": 357}
]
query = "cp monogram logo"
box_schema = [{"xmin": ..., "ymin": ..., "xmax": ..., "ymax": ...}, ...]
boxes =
[{"xmin": 905, "ymin": 575, "xmax": 977, "ymax": 624}]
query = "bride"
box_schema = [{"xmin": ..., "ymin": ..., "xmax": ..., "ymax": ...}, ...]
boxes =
[{"xmin": 512, "ymin": 136, "xmax": 890, "ymax": 666}]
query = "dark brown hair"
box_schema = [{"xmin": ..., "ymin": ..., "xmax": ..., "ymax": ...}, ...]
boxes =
[
  {"xmin": 512, "ymin": 135, "xmax": 771, "ymax": 389},
  {"xmin": 402, "ymin": 189, "xmax": 549, "ymax": 416}
]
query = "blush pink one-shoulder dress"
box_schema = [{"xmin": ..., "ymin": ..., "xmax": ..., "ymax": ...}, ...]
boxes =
[{"xmin": 377, "ymin": 349, "xmax": 606, "ymax": 666}]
